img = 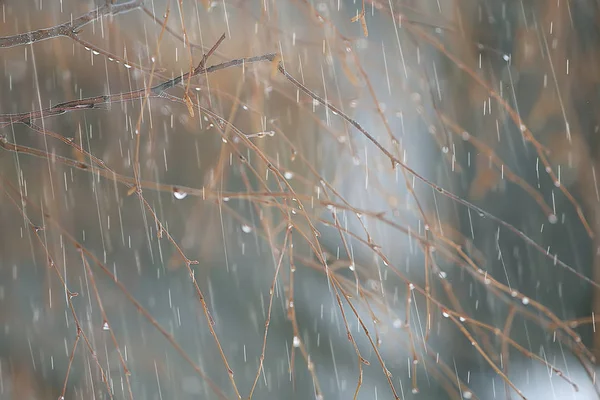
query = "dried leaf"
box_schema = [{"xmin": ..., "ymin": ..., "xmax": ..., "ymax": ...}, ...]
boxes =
[
  {"xmin": 184, "ymin": 93, "xmax": 195, "ymax": 117},
  {"xmin": 270, "ymin": 53, "xmax": 282, "ymax": 79}
]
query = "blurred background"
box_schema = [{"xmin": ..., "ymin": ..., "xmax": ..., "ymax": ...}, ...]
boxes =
[{"xmin": 0, "ymin": 0, "xmax": 599, "ymax": 399}]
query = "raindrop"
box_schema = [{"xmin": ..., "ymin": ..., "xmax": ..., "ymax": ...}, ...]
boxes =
[
  {"xmin": 241, "ymin": 224, "xmax": 252, "ymax": 233},
  {"xmin": 316, "ymin": 3, "xmax": 328, "ymax": 12},
  {"xmin": 293, "ymin": 336, "xmax": 301, "ymax": 347},
  {"xmin": 255, "ymin": 131, "xmax": 274, "ymax": 138},
  {"xmin": 102, "ymin": 321, "xmax": 110, "ymax": 331},
  {"xmin": 463, "ymin": 391, "xmax": 473, "ymax": 399},
  {"xmin": 173, "ymin": 190, "xmax": 188, "ymax": 200},
  {"xmin": 438, "ymin": 271, "xmax": 447, "ymax": 279},
  {"xmin": 124, "ymin": 64, "xmax": 132, "ymax": 69},
  {"xmin": 548, "ymin": 214, "xmax": 558, "ymax": 224},
  {"xmin": 408, "ymin": 283, "xmax": 415, "ymax": 290},
  {"xmin": 442, "ymin": 146, "xmax": 449, "ymax": 153},
  {"xmin": 442, "ymin": 311, "xmax": 450, "ymax": 318},
  {"xmin": 522, "ymin": 297, "xmax": 530, "ymax": 305},
  {"xmin": 284, "ymin": 171, "xmax": 294, "ymax": 180},
  {"xmin": 348, "ymin": 264, "xmax": 355, "ymax": 271}
]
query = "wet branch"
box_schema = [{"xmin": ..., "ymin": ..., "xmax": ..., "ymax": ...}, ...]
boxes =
[{"xmin": 0, "ymin": 0, "xmax": 144, "ymax": 48}]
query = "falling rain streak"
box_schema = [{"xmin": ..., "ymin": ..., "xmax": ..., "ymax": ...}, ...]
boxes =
[{"xmin": 0, "ymin": 1, "xmax": 598, "ymax": 400}]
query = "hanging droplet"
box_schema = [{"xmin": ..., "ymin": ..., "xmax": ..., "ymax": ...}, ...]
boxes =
[
  {"xmin": 102, "ymin": 321, "xmax": 110, "ymax": 331},
  {"xmin": 292, "ymin": 336, "xmax": 301, "ymax": 347},
  {"xmin": 173, "ymin": 189, "xmax": 188, "ymax": 200},
  {"xmin": 241, "ymin": 224, "xmax": 252, "ymax": 233}
]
